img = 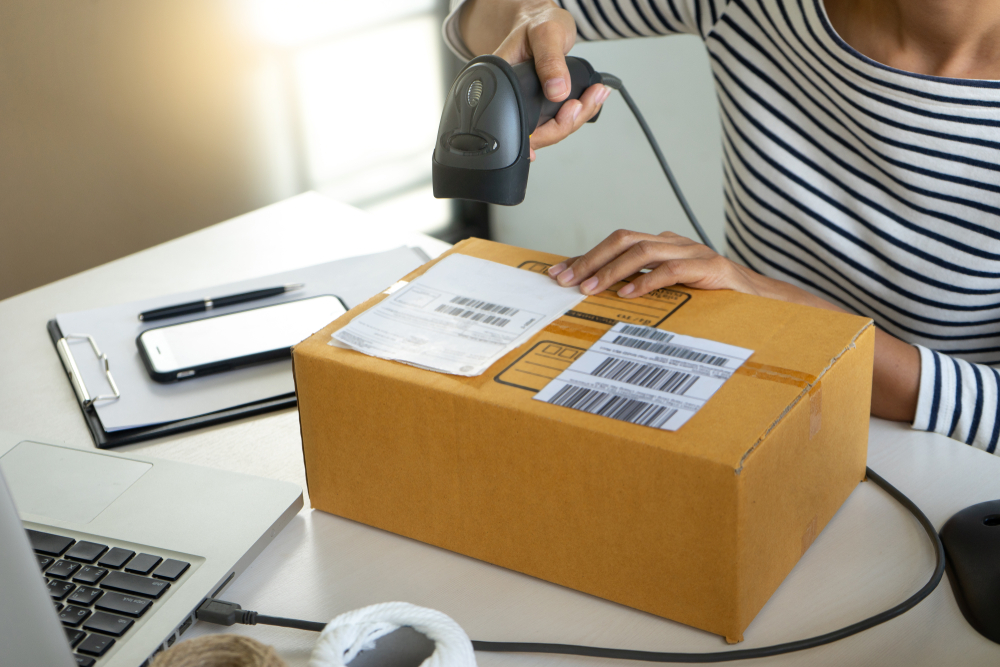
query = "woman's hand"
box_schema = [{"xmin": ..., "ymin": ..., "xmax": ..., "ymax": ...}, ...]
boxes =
[
  {"xmin": 547, "ymin": 230, "xmax": 766, "ymax": 298},
  {"xmin": 459, "ymin": 0, "xmax": 610, "ymax": 161},
  {"xmin": 550, "ymin": 228, "xmax": 922, "ymax": 422}
]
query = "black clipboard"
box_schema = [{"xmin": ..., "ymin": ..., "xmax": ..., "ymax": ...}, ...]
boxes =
[{"xmin": 47, "ymin": 319, "xmax": 297, "ymax": 449}]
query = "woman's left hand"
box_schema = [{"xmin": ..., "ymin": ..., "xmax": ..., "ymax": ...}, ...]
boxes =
[{"xmin": 547, "ymin": 229, "xmax": 765, "ymax": 298}]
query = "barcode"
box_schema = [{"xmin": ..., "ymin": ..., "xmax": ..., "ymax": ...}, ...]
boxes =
[
  {"xmin": 450, "ymin": 295, "xmax": 520, "ymax": 317},
  {"xmin": 435, "ymin": 304, "xmax": 510, "ymax": 328},
  {"xmin": 591, "ymin": 358, "xmax": 699, "ymax": 395},
  {"xmin": 617, "ymin": 325, "xmax": 674, "ymax": 343},
  {"xmin": 611, "ymin": 336, "xmax": 728, "ymax": 367},
  {"xmin": 547, "ymin": 385, "xmax": 677, "ymax": 428}
]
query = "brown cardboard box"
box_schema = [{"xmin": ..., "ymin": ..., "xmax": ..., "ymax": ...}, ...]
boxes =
[{"xmin": 293, "ymin": 239, "xmax": 874, "ymax": 642}]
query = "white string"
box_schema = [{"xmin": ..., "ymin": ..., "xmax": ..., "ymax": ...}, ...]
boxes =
[{"xmin": 308, "ymin": 602, "xmax": 477, "ymax": 667}]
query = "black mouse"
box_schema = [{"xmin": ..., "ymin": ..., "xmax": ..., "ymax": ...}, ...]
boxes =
[{"xmin": 940, "ymin": 499, "xmax": 1000, "ymax": 643}]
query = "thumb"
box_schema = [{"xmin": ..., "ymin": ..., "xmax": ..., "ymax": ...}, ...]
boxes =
[{"xmin": 526, "ymin": 21, "xmax": 572, "ymax": 102}]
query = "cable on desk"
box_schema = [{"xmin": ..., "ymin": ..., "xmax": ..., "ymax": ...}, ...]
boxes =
[{"xmin": 196, "ymin": 466, "xmax": 945, "ymax": 662}]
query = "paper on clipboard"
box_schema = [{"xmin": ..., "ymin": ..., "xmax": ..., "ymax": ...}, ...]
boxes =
[{"xmin": 55, "ymin": 247, "xmax": 427, "ymax": 431}]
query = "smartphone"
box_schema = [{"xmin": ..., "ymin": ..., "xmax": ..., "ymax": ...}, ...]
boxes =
[{"xmin": 137, "ymin": 295, "xmax": 347, "ymax": 383}]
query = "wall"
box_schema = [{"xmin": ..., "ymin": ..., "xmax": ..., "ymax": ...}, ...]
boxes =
[
  {"xmin": 492, "ymin": 34, "xmax": 724, "ymax": 258},
  {"xmin": 0, "ymin": 1, "xmax": 299, "ymax": 301}
]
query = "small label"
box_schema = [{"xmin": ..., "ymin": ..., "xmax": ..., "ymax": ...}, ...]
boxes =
[{"xmin": 534, "ymin": 323, "xmax": 753, "ymax": 431}]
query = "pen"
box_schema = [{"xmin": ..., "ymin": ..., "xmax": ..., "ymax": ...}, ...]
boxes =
[{"xmin": 138, "ymin": 284, "xmax": 306, "ymax": 322}]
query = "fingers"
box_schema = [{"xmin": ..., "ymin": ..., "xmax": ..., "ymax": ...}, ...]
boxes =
[
  {"xmin": 530, "ymin": 83, "xmax": 610, "ymax": 150},
  {"xmin": 547, "ymin": 229, "xmax": 730, "ymax": 297},
  {"xmin": 552, "ymin": 230, "xmax": 693, "ymax": 288}
]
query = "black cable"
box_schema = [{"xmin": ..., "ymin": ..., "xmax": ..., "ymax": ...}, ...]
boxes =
[
  {"xmin": 598, "ymin": 73, "xmax": 718, "ymax": 254},
  {"xmin": 196, "ymin": 466, "xmax": 944, "ymax": 662}
]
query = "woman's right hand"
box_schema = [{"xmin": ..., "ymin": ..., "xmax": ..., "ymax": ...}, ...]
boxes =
[{"xmin": 459, "ymin": 0, "xmax": 611, "ymax": 160}]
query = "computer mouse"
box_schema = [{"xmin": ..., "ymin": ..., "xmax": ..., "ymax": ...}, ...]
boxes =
[{"xmin": 940, "ymin": 499, "xmax": 1000, "ymax": 644}]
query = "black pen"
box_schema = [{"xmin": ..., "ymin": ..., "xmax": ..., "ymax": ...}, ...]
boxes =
[{"xmin": 138, "ymin": 284, "xmax": 306, "ymax": 322}]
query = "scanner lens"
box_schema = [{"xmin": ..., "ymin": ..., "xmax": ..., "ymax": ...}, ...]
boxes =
[{"xmin": 449, "ymin": 134, "xmax": 489, "ymax": 153}]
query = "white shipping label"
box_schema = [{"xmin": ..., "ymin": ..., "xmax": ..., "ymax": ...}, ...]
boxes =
[
  {"xmin": 534, "ymin": 323, "xmax": 753, "ymax": 430},
  {"xmin": 331, "ymin": 254, "xmax": 586, "ymax": 376}
]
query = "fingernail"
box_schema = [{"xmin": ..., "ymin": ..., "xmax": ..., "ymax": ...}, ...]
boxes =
[
  {"xmin": 557, "ymin": 267, "xmax": 574, "ymax": 285},
  {"xmin": 544, "ymin": 77, "xmax": 567, "ymax": 99},
  {"xmin": 598, "ymin": 86, "xmax": 611, "ymax": 104},
  {"xmin": 548, "ymin": 262, "xmax": 567, "ymax": 277},
  {"xmin": 618, "ymin": 283, "xmax": 635, "ymax": 297},
  {"xmin": 581, "ymin": 277, "xmax": 599, "ymax": 294},
  {"xmin": 572, "ymin": 104, "xmax": 582, "ymax": 122}
]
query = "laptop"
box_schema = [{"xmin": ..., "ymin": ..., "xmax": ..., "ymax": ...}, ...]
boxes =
[{"xmin": 0, "ymin": 433, "xmax": 303, "ymax": 667}]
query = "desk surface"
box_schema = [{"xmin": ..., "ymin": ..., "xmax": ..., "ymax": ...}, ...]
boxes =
[{"xmin": 2, "ymin": 192, "xmax": 999, "ymax": 666}]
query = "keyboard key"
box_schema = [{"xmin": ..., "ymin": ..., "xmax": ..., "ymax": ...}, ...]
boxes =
[
  {"xmin": 37, "ymin": 555, "xmax": 54, "ymax": 570},
  {"xmin": 73, "ymin": 566, "xmax": 108, "ymax": 585},
  {"xmin": 124, "ymin": 553, "xmax": 161, "ymax": 575},
  {"xmin": 48, "ymin": 580, "xmax": 76, "ymax": 600},
  {"xmin": 83, "ymin": 611, "xmax": 134, "ymax": 637},
  {"xmin": 65, "ymin": 541, "xmax": 109, "ymax": 564},
  {"xmin": 101, "ymin": 571, "xmax": 170, "ymax": 599},
  {"xmin": 77, "ymin": 633, "xmax": 115, "ymax": 656},
  {"xmin": 98, "ymin": 547, "xmax": 135, "ymax": 570},
  {"xmin": 55, "ymin": 602, "xmax": 64, "ymax": 612},
  {"xmin": 65, "ymin": 628, "xmax": 85, "ymax": 647},
  {"xmin": 152, "ymin": 559, "xmax": 190, "ymax": 581},
  {"xmin": 96, "ymin": 592, "xmax": 151, "ymax": 618},
  {"xmin": 47, "ymin": 559, "xmax": 81, "ymax": 580},
  {"xmin": 75, "ymin": 655, "xmax": 96, "ymax": 667},
  {"xmin": 68, "ymin": 586, "xmax": 103, "ymax": 607},
  {"xmin": 59, "ymin": 605, "xmax": 92, "ymax": 627},
  {"xmin": 27, "ymin": 529, "xmax": 74, "ymax": 556}
]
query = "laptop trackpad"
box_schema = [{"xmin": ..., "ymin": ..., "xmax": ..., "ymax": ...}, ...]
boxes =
[{"xmin": 0, "ymin": 442, "xmax": 151, "ymax": 524}]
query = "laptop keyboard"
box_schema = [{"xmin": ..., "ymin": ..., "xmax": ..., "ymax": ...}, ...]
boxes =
[{"xmin": 28, "ymin": 529, "xmax": 192, "ymax": 667}]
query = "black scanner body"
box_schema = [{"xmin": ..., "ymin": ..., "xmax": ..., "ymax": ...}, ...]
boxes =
[{"xmin": 432, "ymin": 55, "xmax": 602, "ymax": 206}]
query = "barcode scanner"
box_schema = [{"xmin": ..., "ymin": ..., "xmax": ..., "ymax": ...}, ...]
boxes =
[
  {"xmin": 431, "ymin": 54, "xmax": 718, "ymax": 252},
  {"xmin": 432, "ymin": 54, "xmax": 602, "ymax": 206}
]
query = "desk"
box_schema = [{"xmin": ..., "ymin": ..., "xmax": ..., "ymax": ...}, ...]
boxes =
[{"xmin": 2, "ymin": 192, "xmax": 999, "ymax": 666}]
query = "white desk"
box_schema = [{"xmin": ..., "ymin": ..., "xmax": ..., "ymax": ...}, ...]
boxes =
[{"xmin": 2, "ymin": 192, "xmax": 999, "ymax": 666}]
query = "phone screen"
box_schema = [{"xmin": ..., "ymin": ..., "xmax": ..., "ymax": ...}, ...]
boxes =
[{"xmin": 139, "ymin": 295, "xmax": 346, "ymax": 374}]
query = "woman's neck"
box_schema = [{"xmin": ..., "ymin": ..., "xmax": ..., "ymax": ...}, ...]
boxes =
[{"xmin": 824, "ymin": 0, "xmax": 1000, "ymax": 79}]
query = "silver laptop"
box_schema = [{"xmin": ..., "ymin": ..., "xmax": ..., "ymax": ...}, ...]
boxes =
[{"xmin": 0, "ymin": 434, "xmax": 303, "ymax": 667}]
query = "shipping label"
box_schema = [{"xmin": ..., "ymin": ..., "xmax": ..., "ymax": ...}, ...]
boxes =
[{"xmin": 533, "ymin": 323, "xmax": 753, "ymax": 430}]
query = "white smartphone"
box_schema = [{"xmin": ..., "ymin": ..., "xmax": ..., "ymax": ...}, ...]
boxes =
[{"xmin": 137, "ymin": 295, "xmax": 347, "ymax": 382}]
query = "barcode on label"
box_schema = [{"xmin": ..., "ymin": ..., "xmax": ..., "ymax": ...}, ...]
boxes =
[
  {"xmin": 450, "ymin": 295, "xmax": 520, "ymax": 317},
  {"xmin": 591, "ymin": 358, "xmax": 699, "ymax": 395},
  {"xmin": 548, "ymin": 385, "xmax": 678, "ymax": 428},
  {"xmin": 617, "ymin": 325, "xmax": 674, "ymax": 343},
  {"xmin": 434, "ymin": 304, "xmax": 510, "ymax": 328},
  {"xmin": 611, "ymin": 336, "xmax": 729, "ymax": 366}
]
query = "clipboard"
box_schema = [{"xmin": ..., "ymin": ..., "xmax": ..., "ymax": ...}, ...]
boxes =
[
  {"xmin": 47, "ymin": 318, "xmax": 296, "ymax": 448},
  {"xmin": 46, "ymin": 247, "xmax": 429, "ymax": 449}
]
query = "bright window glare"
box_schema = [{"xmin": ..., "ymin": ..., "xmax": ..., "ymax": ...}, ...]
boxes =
[
  {"xmin": 361, "ymin": 185, "xmax": 451, "ymax": 236},
  {"xmin": 296, "ymin": 16, "xmax": 443, "ymax": 204},
  {"xmin": 247, "ymin": 0, "xmax": 437, "ymax": 47},
  {"xmin": 239, "ymin": 2, "xmax": 450, "ymax": 235}
]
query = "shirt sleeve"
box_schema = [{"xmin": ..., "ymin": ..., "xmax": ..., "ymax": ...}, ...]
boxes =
[
  {"xmin": 442, "ymin": 0, "xmax": 733, "ymax": 61},
  {"xmin": 913, "ymin": 346, "xmax": 1000, "ymax": 454}
]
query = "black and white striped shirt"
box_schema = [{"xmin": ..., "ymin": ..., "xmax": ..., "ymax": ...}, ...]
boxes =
[{"xmin": 444, "ymin": 0, "xmax": 1000, "ymax": 454}]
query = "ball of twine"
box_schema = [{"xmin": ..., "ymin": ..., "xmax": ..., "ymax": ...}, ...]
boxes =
[{"xmin": 150, "ymin": 634, "xmax": 287, "ymax": 667}]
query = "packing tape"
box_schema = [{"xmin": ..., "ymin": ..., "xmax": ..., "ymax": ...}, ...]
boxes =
[{"xmin": 309, "ymin": 602, "xmax": 477, "ymax": 667}]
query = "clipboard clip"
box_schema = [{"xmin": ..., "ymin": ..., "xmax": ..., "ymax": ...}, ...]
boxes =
[{"xmin": 57, "ymin": 334, "xmax": 121, "ymax": 408}]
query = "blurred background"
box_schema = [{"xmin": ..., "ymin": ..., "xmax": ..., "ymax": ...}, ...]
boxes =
[{"xmin": 0, "ymin": 0, "xmax": 721, "ymax": 301}]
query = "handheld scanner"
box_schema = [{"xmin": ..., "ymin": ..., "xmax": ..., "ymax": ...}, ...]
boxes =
[{"xmin": 432, "ymin": 55, "xmax": 602, "ymax": 206}]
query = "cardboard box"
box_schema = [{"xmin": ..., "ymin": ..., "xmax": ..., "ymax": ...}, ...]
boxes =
[{"xmin": 293, "ymin": 239, "xmax": 874, "ymax": 642}]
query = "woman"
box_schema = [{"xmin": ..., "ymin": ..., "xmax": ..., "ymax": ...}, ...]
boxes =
[{"xmin": 445, "ymin": 0, "xmax": 1000, "ymax": 453}]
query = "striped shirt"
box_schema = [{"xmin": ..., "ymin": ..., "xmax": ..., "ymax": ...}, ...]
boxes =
[{"xmin": 444, "ymin": 0, "xmax": 1000, "ymax": 454}]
